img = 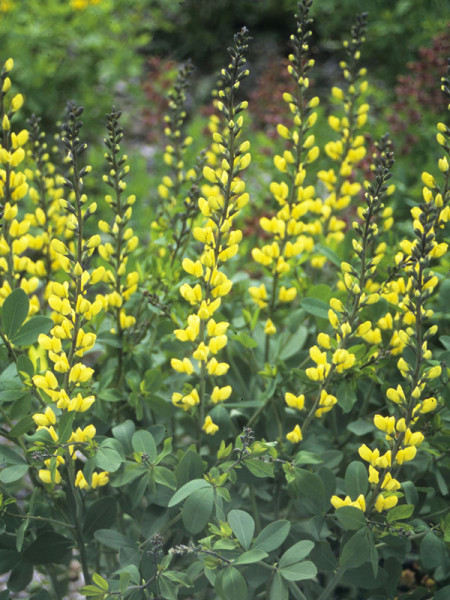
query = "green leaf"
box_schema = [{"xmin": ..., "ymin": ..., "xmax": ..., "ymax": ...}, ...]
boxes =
[
  {"xmin": 168, "ymin": 478, "xmax": 211, "ymax": 507},
  {"xmin": 9, "ymin": 416, "xmax": 34, "ymax": 437},
  {"xmin": 270, "ymin": 572, "xmax": 289, "ymax": 600},
  {"xmin": 176, "ymin": 448, "xmax": 203, "ymax": 486},
  {"xmin": 95, "ymin": 441, "xmax": 123, "ymax": 472},
  {"xmin": 280, "ymin": 541, "xmax": 315, "ymax": 569},
  {"xmin": 344, "ymin": 461, "xmax": 368, "ymax": 498},
  {"xmin": 219, "ymin": 567, "xmax": 247, "ymax": 600},
  {"xmin": 79, "ymin": 584, "xmax": 107, "ymax": 597},
  {"xmin": 11, "ymin": 316, "xmax": 53, "ymax": 346},
  {"xmin": 132, "ymin": 430, "xmax": 157, "ymax": 462},
  {"xmin": 57, "ymin": 411, "xmax": 75, "ymax": 445},
  {"xmin": 293, "ymin": 468, "xmax": 326, "ymax": 513},
  {"xmin": 253, "ymin": 520, "xmax": 290, "ymax": 552},
  {"xmin": 0, "ymin": 445, "xmax": 27, "ymax": 465},
  {"xmin": 159, "ymin": 574, "xmax": 178, "ymax": 600},
  {"xmin": 1, "ymin": 288, "xmax": 29, "ymax": 338},
  {"xmin": 420, "ymin": 531, "xmax": 447, "ymax": 569},
  {"xmin": 346, "ymin": 419, "xmax": 374, "ymax": 436},
  {"xmin": 293, "ymin": 451, "xmax": 323, "ymax": 466},
  {"xmin": 336, "ymin": 381, "xmax": 357, "ymax": 414},
  {"xmin": 280, "ymin": 560, "xmax": 317, "ymax": 582},
  {"xmin": 8, "ymin": 559, "xmax": 33, "ymax": 592},
  {"xmin": 278, "ymin": 326, "xmax": 308, "ymax": 360},
  {"xmin": 244, "ymin": 458, "xmax": 274, "ymax": 478},
  {"xmin": 182, "ymin": 486, "xmax": 214, "ymax": 534},
  {"xmin": 336, "ymin": 506, "xmax": 367, "ymax": 530},
  {"xmin": 440, "ymin": 335, "xmax": 450, "ymax": 351},
  {"xmin": 232, "ymin": 332, "xmax": 258, "ymax": 349},
  {"xmin": 112, "ymin": 419, "xmax": 135, "ymax": 454},
  {"xmin": 227, "ymin": 509, "xmax": 255, "ymax": 550},
  {"xmin": 0, "ymin": 463, "xmax": 29, "ymax": 484},
  {"xmin": 92, "ymin": 573, "xmax": 109, "ymax": 591},
  {"xmin": 0, "ymin": 548, "xmax": 21, "ymax": 572},
  {"xmin": 154, "ymin": 466, "xmax": 177, "ymax": 489},
  {"xmin": 94, "ymin": 529, "xmax": 135, "ymax": 550},
  {"xmin": 29, "ymin": 591, "xmax": 52, "ymax": 600},
  {"xmin": 300, "ymin": 297, "xmax": 329, "ymax": 319},
  {"xmin": 340, "ymin": 526, "xmax": 372, "ymax": 569},
  {"xmin": 314, "ymin": 243, "xmax": 341, "ymax": 267},
  {"xmin": 233, "ymin": 548, "xmax": 268, "ymax": 565},
  {"xmin": 83, "ymin": 497, "xmax": 117, "ymax": 538},
  {"xmin": 386, "ymin": 504, "xmax": 414, "ymax": 523},
  {"xmin": 16, "ymin": 355, "xmax": 34, "ymax": 380},
  {"xmin": 16, "ymin": 519, "xmax": 28, "ymax": 552},
  {"xmin": 24, "ymin": 531, "xmax": 72, "ymax": 565},
  {"xmin": 434, "ymin": 585, "xmax": 450, "ymax": 600}
]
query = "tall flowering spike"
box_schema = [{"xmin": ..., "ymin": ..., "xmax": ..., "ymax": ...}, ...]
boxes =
[
  {"xmin": 98, "ymin": 107, "xmax": 138, "ymax": 384},
  {"xmin": 150, "ymin": 60, "xmax": 201, "ymax": 269},
  {"xmin": 171, "ymin": 27, "xmax": 251, "ymax": 434},
  {"xmin": 339, "ymin": 69, "xmax": 449, "ymax": 515},
  {"xmin": 317, "ymin": 11, "xmax": 370, "ymax": 258},
  {"xmin": 31, "ymin": 103, "xmax": 108, "ymax": 490},
  {"xmin": 287, "ymin": 136, "xmax": 396, "ymax": 446},
  {"xmin": 0, "ymin": 57, "xmax": 32, "ymax": 302},
  {"xmin": 26, "ymin": 115, "xmax": 68, "ymax": 295},
  {"xmin": 250, "ymin": 0, "xmax": 320, "ymax": 363}
]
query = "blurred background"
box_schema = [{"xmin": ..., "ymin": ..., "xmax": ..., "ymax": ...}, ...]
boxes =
[{"xmin": 1, "ymin": 0, "xmax": 448, "ymax": 222}]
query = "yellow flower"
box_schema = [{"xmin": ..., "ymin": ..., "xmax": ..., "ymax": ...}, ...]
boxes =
[
  {"xmin": 39, "ymin": 469, "xmax": 61, "ymax": 485},
  {"xmin": 264, "ymin": 319, "xmax": 276, "ymax": 335},
  {"xmin": 202, "ymin": 416, "xmax": 219, "ymax": 435},
  {"xmin": 285, "ymin": 393, "xmax": 305, "ymax": 411},
  {"xmin": 286, "ymin": 424, "xmax": 302, "ymax": 443},
  {"xmin": 211, "ymin": 386, "xmax": 232, "ymax": 403},
  {"xmin": 91, "ymin": 471, "xmax": 109, "ymax": 488},
  {"xmin": 374, "ymin": 493, "xmax": 398, "ymax": 513}
]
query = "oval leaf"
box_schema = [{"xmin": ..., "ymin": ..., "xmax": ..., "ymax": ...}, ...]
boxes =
[
  {"xmin": 11, "ymin": 316, "xmax": 53, "ymax": 346},
  {"xmin": 220, "ymin": 567, "xmax": 247, "ymax": 600},
  {"xmin": 227, "ymin": 509, "xmax": 255, "ymax": 550},
  {"xmin": 336, "ymin": 506, "xmax": 367, "ymax": 531},
  {"xmin": 300, "ymin": 297, "xmax": 329, "ymax": 319},
  {"xmin": 1, "ymin": 288, "xmax": 29, "ymax": 338},
  {"xmin": 0, "ymin": 463, "xmax": 29, "ymax": 484},
  {"xmin": 280, "ymin": 540, "xmax": 315, "ymax": 568},
  {"xmin": 168, "ymin": 478, "xmax": 211, "ymax": 507},
  {"xmin": 344, "ymin": 461, "xmax": 368, "ymax": 498},
  {"xmin": 233, "ymin": 549, "xmax": 268, "ymax": 565},
  {"xmin": 253, "ymin": 520, "xmax": 291, "ymax": 552},
  {"xmin": 132, "ymin": 430, "xmax": 157, "ymax": 462},
  {"xmin": 270, "ymin": 572, "xmax": 289, "ymax": 600},
  {"xmin": 280, "ymin": 560, "xmax": 317, "ymax": 582},
  {"xmin": 182, "ymin": 487, "xmax": 214, "ymax": 534}
]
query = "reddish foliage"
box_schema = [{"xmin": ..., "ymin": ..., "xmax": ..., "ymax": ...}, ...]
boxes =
[
  {"xmin": 142, "ymin": 56, "xmax": 179, "ymax": 143},
  {"xmin": 387, "ymin": 28, "xmax": 450, "ymax": 154}
]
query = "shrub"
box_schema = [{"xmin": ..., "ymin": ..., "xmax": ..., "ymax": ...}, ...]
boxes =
[{"xmin": 0, "ymin": 2, "xmax": 449, "ymax": 599}]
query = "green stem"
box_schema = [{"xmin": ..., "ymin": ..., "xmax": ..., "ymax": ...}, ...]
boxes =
[
  {"xmin": 316, "ymin": 567, "xmax": 346, "ymax": 600},
  {"xmin": 66, "ymin": 456, "xmax": 91, "ymax": 584}
]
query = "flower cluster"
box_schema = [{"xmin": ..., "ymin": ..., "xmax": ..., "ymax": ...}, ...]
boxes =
[
  {"xmin": 331, "ymin": 71, "xmax": 449, "ymax": 513},
  {"xmin": 317, "ymin": 12, "xmax": 370, "ymax": 254},
  {"xmin": 171, "ymin": 28, "xmax": 252, "ymax": 434},
  {"xmin": 25, "ymin": 115, "xmax": 68, "ymax": 299},
  {"xmin": 31, "ymin": 104, "xmax": 108, "ymax": 490},
  {"xmin": 288, "ymin": 138, "xmax": 396, "ymax": 444},
  {"xmin": 149, "ymin": 60, "xmax": 203, "ymax": 295},
  {"xmin": 249, "ymin": 0, "xmax": 320, "ymax": 361},
  {"xmin": 0, "ymin": 59, "xmax": 32, "ymax": 301},
  {"xmin": 97, "ymin": 108, "xmax": 138, "ymax": 381}
]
